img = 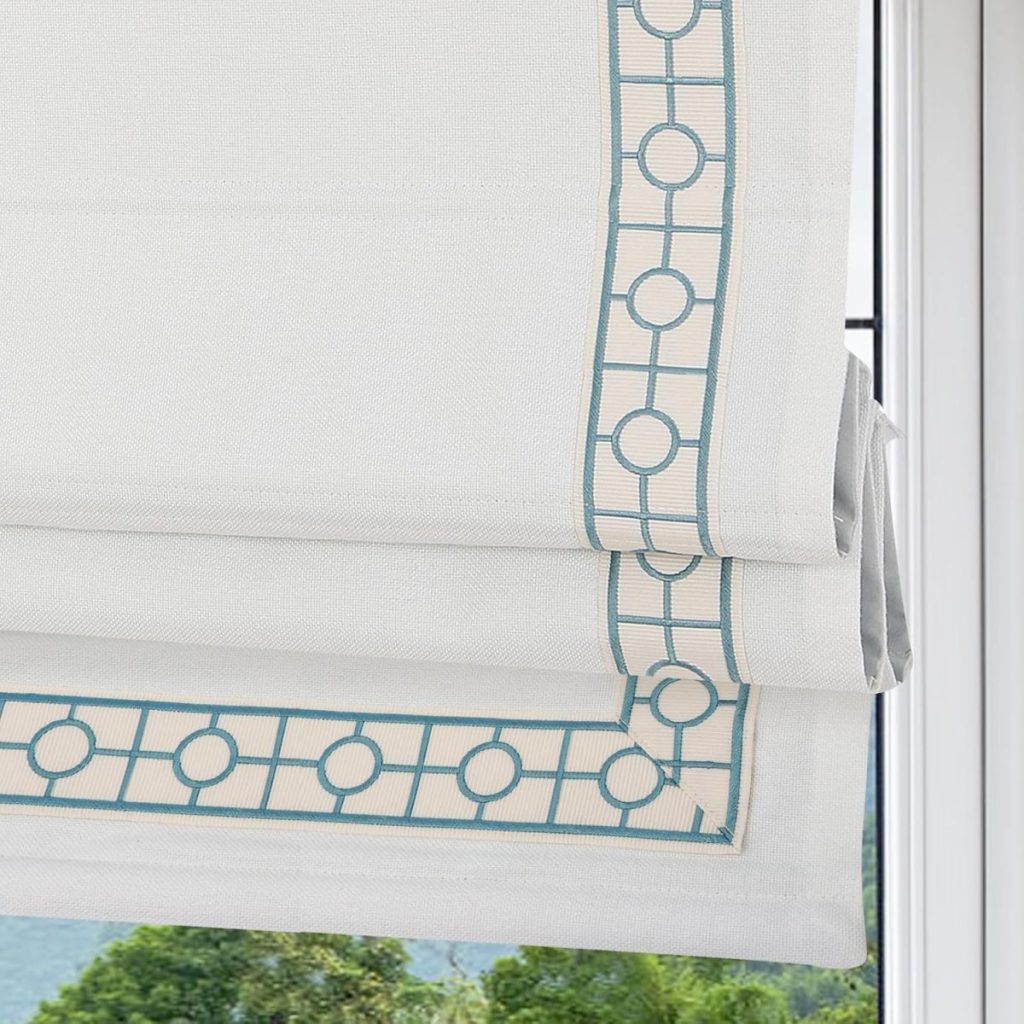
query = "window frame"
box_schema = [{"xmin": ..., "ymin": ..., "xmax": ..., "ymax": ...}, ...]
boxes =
[
  {"xmin": 981, "ymin": 0, "xmax": 1024, "ymax": 1019},
  {"xmin": 877, "ymin": 0, "xmax": 987, "ymax": 1020}
]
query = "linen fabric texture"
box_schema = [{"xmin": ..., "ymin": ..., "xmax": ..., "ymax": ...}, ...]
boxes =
[
  {"xmin": 0, "ymin": 0, "xmax": 903, "ymax": 970},
  {"xmin": 0, "ymin": 0, "xmax": 859, "ymax": 561},
  {"xmin": 0, "ymin": 365, "xmax": 908, "ymax": 694},
  {"xmin": 0, "ymin": 676, "xmax": 873, "ymax": 969}
]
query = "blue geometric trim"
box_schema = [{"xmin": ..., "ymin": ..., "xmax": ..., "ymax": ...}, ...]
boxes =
[
  {"xmin": 582, "ymin": 0, "xmax": 736, "ymax": 555},
  {"xmin": 0, "ymin": 678, "xmax": 752, "ymax": 845},
  {"xmin": 0, "ymin": 1, "xmax": 755, "ymax": 850},
  {"xmin": 606, "ymin": 551, "xmax": 745, "ymax": 684}
]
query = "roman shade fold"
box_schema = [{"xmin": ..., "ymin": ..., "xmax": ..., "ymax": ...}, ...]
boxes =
[
  {"xmin": 0, "ymin": 0, "xmax": 905, "ymax": 971},
  {"xmin": 0, "ymin": 376, "xmax": 907, "ymax": 693},
  {"xmin": 0, "ymin": 682, "xmax": 873, "ymax": 968}
]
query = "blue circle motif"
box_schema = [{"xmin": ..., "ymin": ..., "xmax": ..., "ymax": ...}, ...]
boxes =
[
  {"xmin": 638, "ymin": 123, "xmax": 706, "ymax": 190},
  {"xmin": 625, "ymin": 267, "xmax": 695, "ymax": 331},
  {"xmin": 456, "ymin": 741, "xmax": 522, "ymax": 803},
  {"xmin": 598, "ymin": 748, "xmax": 665, "ymax": 810},
  {"xmin": 27, "ymin": 719, "xmax": 96, "ymax": 780},
  {"xmin": 610, "ymin": 408, "xmax": 681, "ymax": 476},
  {"xmin": 317, "ymin": 735, "xmax": 383, "ymax": 796},
  {"xmin": 172, "ymin": 727, "xmax": 239, "ymax": 789},
  {"xmin": 651, "ymin": 674, "xmax": 719, "ymax": 728}
]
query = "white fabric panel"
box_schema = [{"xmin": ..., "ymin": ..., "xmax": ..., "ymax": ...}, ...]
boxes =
[
  {"xmin": 0, "ymin": 534, "xmax": 610, "ymax": 674},
  {"xmin": 0, "ymin": 683, "xmax": 872, "ymax": 969},
  {"xmin": 0, "ymin": 636, "xmax": 622, "ymax": 718},
  {"xmin": 0, "ymin": 0, "xmax": 599, "ymax": 549},
  {"xmin": 0, "ymin": 0, "xmax": 860, "ymax": 561}
]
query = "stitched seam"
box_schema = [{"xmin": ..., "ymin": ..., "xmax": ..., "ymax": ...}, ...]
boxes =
[{"xmin": 0, "ymin": 850, "xmax": 858, "ymax": 902}]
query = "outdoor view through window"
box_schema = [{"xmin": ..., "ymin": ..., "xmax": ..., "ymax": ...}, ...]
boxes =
[{"xmin": 0, "ymin": 0, "xmax": 884, "ymax": 1018}]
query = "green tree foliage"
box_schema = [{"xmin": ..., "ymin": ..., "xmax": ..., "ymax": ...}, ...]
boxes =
[
  {"xmin": 801, "ymin": 995, "xmax": 878, "ymax": 1024},
  {"xmin": 28, "ymin": 927, "xmax": 881, "ymax": 1023},
  {"xmin": 432, "ymin": 978, "xmax": 489, "ymax": 1024},
  {"xmin": 677, "ymin": 979, "xmax": 791, "ymax": 1024},
  {"xmin": 29, "ymin": 928, "xmax": 883, "ymax": 1024},
  {"xmin": 755, "ymin": 963, "xmax": 877, "ymax": 1021},
  {"xmin": 236, "ymin": 931, "xmax": 443, "ymax": 1023},
  {"xmin": 484, "ymin": 947, "xmax": 680, "ymax": 1024},
  {"xmin": 483, "ymin": 947, "xmax": 798, "ymax": 1024},
  {"xmin": 30, "ymin": 927, "xmax": 251, "ymax": 1024},
  {"xmin": 30, "ymin": 926, "xmax": 444, "ymax": 1024}
]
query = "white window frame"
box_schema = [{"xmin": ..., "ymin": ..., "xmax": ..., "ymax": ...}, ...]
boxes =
[
  {"xmin": 879, "ymin": 0, "xmax": 997, "ymax": 1019},
  {"xmin": 981, "ymin": 0, "xmax": 1024, "ymax": 1020}
]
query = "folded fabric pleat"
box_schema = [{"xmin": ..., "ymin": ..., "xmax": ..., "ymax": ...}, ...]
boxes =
[
  {"xmin": 0, "ymin": 680, "xmax": 873, "ymax": 967},
  {"xmin": 0, "ymin": 377, "xmax": 907, "ymax": 693}
]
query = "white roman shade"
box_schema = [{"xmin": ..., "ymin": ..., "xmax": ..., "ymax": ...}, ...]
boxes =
[{"xmin": 0, "ymin": 0, "xmax": 907, "ymax": 968}]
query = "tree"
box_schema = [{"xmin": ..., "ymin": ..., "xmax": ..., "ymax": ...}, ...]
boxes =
[
  {"xmin": 760, "ymin": 963, "xmax": 877, "ymax": 1021},
  {"xmin": 237, "ymin": 931, "xmax": 442, "ymax": 1023},
  {"xmin": 31, "ymin": 926, "xmax": 444, "ymax": 1024},
  {"xmin": 800, "ymin": 996, "xmax": 877, "ymax": 1024},
  {"xmin": 484, "ymin": 947, "xmax": 681, "ymax": 1024},
  {"xmin": 676, "ymin": 978, "xmax": 791, "ymax": 1024},
  {"xmin": 31, "ymin": 927, "xmax": 251, "ymax": 1024},
  {"xmin": 432, "ymin": 978, "xmax": 489, "ymax": 1024},
  {"xmin": 30, "ymin": 926, "xmax": 879, "ymax": 1024},
  {"xmin": 483, "ymin": 947, "xmax": 796, "ymax": 1024}
]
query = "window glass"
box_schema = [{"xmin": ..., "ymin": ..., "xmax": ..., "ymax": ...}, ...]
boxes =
[{"xmin": 847, "ymin": 327, "xmax": 876, "ymax": 374}]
